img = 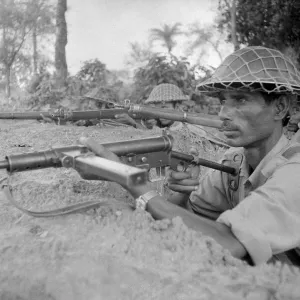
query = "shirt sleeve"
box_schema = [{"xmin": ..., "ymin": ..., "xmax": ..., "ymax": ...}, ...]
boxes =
[{"xmin": 217, "ymin": 162, "xmax": 300, "ymax": 265}]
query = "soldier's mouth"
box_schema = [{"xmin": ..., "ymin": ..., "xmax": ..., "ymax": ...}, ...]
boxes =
[{"xmin": 219, "ymin": 120, "xmax": 239, "ymax": 132}]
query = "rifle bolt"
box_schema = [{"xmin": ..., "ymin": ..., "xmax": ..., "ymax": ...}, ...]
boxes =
[{"xmin": 141, "ymin": 157, "xmax": 147, "ymax": 163}]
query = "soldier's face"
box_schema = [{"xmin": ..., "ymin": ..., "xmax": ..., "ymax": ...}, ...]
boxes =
[
  {"xmin": 150, "ymin": 102, "xmax": 175, "ymax": 126},
  {"xmin": 218, "ymin": 91, "xmax": 276, "ymax": 148}
]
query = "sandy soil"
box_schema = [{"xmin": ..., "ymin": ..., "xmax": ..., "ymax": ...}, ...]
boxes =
[{"xmin": 0, "ymin": 120, "xmax": 299, "ymax": 300}]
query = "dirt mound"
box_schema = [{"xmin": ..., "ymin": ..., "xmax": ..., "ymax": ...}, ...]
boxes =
[{"xmin": 0, "ymin": 120, "xmax": 299, "ymax": 300}]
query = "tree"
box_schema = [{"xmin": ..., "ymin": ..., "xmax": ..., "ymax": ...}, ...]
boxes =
[
  {"xmin": 186, "ymin": 22, "xmax": 225, "ymax": 64},
  {"xmin": 132, "ymin": 54, "xmax": 197, "ymax": 103},
  {"xmin": 76, "ymin": 59, "xmax": 109, "ymax": 90},
  {"xmin": 29, "ymin": 0, "xmax": 55, "ymax": 75},
  {"xmin": 54, "ymin": 0, "xmax": 68, "ymax": 87},
  {"xmin": 125, "ymin": 41, "xmax": 153, "ymax": 70},
  {"xmin": 149, "ymin": 23, "xmax": 183, "ymax": 54},
  {"xmin": 0, "ymin": 0, "xmax": 35, "ymax": 97},
  {"xmin": 218, "ymin": 0, "xmax": 300, "ymax": 64},
  {"xmin": 218, "ymin": 0, "xmax": 239, "ymax": 50}
]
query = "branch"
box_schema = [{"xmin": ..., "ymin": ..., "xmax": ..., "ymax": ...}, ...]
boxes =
[{"xmin": 8, "ymin": 26, "xmax": 32, "ymax": 66}]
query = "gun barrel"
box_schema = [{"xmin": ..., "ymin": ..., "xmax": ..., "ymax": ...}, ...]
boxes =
[
  {"xmin": 0, "ymin": 112, "xmax": 51, "ymax": 120},
  {"xmin": 0, "ymin": 135, "xmax": 173, "ymax": 173},
  {"xmin": 0, "ymin": 109, "xmax": 129, "ymax": 121},
  {"xmin": 0, "ymin": 160, "xmax": 9, "ymax": 169},
  {"xmin": 129, "ymin": 105, "xmax": 222, "ymax": 129}
]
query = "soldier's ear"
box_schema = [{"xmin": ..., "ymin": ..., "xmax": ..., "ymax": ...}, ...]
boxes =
[{"xmin": 274, "ymin": 95, "xmax": 290, "ymax": 120}]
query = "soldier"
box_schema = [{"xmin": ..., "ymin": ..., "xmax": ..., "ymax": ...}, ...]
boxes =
[
  {"xmin": 80, "ymin": 46, "xmax": 300, "ymax": 266},
  {"xmin": 115, "ymin": 83, "xmax": 228, "ymax": 148},
  {"xmin": 114, "ymin": 83, "xmax": 189, "ymax": 129}
]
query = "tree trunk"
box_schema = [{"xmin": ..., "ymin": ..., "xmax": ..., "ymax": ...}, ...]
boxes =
[
  {"xmin": 5, "ymin": 65, "xmax": 11, "ymax": 97},
  {"xmin": 231, "ymin": 0, "xmax": 239, "ymax": 50},
  {"xmin": 32, "ymin": 23, "xmax": 38, "ymax": 75},
  {"xmin": 54, "ymin": 0, "xmax": 68, "ymax": 87}
]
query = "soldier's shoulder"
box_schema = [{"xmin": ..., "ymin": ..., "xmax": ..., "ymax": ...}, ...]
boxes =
[{"xmin": 282, "ymin": 142, "xmax": 300, "ymax": 162}]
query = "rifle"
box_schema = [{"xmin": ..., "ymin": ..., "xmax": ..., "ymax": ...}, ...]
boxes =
[
  {"xmin": 0, "ymin": 105, "xmax": 222, "ymax": 129},
  {"xmin": 0, "ymin": 134, "xmax": 236, "ymax": 218}
]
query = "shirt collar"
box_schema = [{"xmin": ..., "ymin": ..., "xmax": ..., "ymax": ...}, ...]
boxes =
[{"xmin": 243, "ymin": 134, "xmax": 289, "ymax": 189}]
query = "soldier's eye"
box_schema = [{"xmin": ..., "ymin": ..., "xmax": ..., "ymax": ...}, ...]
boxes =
[{"xmin": 235, "ymin": 97, "xmax": 246, "ymax": 103}]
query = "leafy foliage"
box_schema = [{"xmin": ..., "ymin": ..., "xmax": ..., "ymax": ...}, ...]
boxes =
[
  {"xmin": 149, "ymin": 23, "xmax": 183, "ymax": 53},
  {"xmin": 0, "ymin": 0, "xmax": 56, "ymax": 97},
  {"xmin": 125, "ymin": 42, "xmax": 154, "ymax": 70},
  {"xmin": 76, "ymin": 59, "xmax": 109, "ymax": 89},
  {"xmin": 218, "ymin": 0, "xmax": 300, "ymax": 65},
  {"xmin": 186, "ymin": 22, "xmax": 229, "ymax": 66},
  {"xmin": 132, "ymin": 54, "xmax": 197, "ymax": 103},
  {"xmin": 75, "ymin": 59, "xmax": 126, "ymax": 102}
]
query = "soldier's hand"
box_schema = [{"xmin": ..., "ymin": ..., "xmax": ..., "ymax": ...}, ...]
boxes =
[
  {"xmin": 166, "ymin": 164, "xmax": 200, "ymax": 194},
  {"xmin": 143, "ymin": 119, "xmax": 158, "ymax": 129},
  {"xmin": 39, "ymin": 113, "xmax": 55, "ymax": 124},
  {"xmin": 75, "ymin": 137, "xmax": 121, "ymax": 181},
  {"xmin": 114, "ymin": 113, "xmax": 137, "ymax": 126},
  {"xmin": 166, "ymin": 147, "xmax": 200, "ymax": 194},
  {"xmin": 74, "ymin": 120, "xmax": 87, "ymax": 126}
]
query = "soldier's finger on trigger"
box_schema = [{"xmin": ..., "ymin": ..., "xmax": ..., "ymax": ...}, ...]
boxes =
[
  {"xmin": 168, "ymin": 184, "xmax": 199, "ymax": 193},
  {"xmin": 168, "ymin": 178, "xmax": 199, "ymax": 186}
]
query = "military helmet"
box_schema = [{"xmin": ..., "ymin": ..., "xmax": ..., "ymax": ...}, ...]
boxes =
[
  {"xmin": 145, "ymin": 83, "xmax": 188, "ymax": 104},
  {"xmin": 197, "ymin": 46, "xmax": 300, "ymax": 95}
]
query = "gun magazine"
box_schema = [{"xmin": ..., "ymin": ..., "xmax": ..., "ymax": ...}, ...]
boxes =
[{"xmin": 0, "ymin": 177, "xmax": 120, "ymax": 218}]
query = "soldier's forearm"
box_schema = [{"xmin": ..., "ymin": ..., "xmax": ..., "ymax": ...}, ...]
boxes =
[
  {"xmin": 167, "ymin": 192, "xmax": 190, "ymax": 208},
  {"xmin": 146, "ymin": 197, "xmax": 247, "ymax": 259}
]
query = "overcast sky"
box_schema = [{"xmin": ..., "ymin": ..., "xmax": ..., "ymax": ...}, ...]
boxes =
[{"xmin": 65, "ymin": 0, "xmax": 220, "ymax": 74}]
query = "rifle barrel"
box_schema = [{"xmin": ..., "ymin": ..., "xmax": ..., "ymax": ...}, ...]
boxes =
[
  {"xmin": 0, "ymin": 109, "xmax": 129, "ymax": 121},
  {"xmin": 129, "ymin": 105, "xmax": 222, "ymax": 129},
  {"xmin": 0, "ymin": 112, "xmax": 50, "ymax": 120}
]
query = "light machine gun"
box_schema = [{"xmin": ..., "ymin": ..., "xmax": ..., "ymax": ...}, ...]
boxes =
[
  {"xmin": 0, "ymin": 134, "xmax": 236, "ymax": 217},
  {"xmin": 0, "ymin": 104, "xmax": 223, "ymax": 129}
]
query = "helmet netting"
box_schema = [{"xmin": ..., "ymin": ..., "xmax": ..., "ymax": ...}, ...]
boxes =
[
  {"xmin": 197, "ymin": 46, "xmax": 300, "ymax": 95},
  {"xmin": 145, "ymin": 83, "xmax": 188, "ymax": 104}
]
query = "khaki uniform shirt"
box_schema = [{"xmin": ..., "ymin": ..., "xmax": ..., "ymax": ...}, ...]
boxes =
[{"xmin": 188, "ymin": 134, "xmax": 300, "ymax": 266}]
